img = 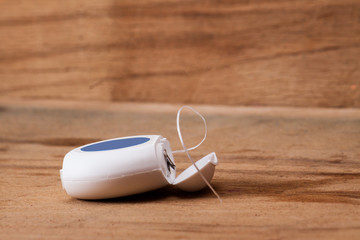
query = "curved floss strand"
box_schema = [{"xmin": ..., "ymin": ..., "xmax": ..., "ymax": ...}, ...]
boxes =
[
  {"xmin": 174, "ymin": 106, "xmax": 222, "ymax": 203},
  {"xmin": 172, "ymin": 107, "xmax": 207, "ymax": 154}
]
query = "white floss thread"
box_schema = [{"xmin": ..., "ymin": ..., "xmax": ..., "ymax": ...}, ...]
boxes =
[{"xmin": 173, "ymin": 106, "xmax": 222, "ymax": 203}]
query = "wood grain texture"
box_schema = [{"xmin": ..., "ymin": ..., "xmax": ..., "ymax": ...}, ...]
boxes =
[
  {"xmin": 0, "ymin": 0, "xmax": 359, "ymax": 107},
  {"xmin": 0, "ymin": 99, "xmax": 359, "ymax": 239}
]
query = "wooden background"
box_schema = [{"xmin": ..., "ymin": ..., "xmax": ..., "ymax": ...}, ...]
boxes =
[
  {"xmin": 0, "ymin": 0, "xmax": 359, "ymax": 107},
  {"xmin": 1, "ymin": 0, "xmax": 360, "ymax": 239},
  {"xmin": 0, "ymin": 100, "xmax": 359, "ymax": 239}
]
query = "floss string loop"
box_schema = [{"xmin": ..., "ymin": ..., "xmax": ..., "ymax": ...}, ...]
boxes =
[{"xmin": 174, "ymin": 106, "xmax": 222, "ymax": 203}]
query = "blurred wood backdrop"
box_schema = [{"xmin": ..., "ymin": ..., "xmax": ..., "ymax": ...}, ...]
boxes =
[
  {"xmin": 0, "ymin": 0, "xmax": 359, "ymax": 107},
  {"xmin": 1, "ymin": 1, "xmax": 360, "ymax": 239}
]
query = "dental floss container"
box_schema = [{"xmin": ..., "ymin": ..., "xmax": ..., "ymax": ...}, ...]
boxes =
[{"xmin": 60, "ymin": 106, "xmax": 220, "ymax": 200}]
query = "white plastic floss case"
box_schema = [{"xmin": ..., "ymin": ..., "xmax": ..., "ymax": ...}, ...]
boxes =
[{"xmin": 60, "ymin": 135, "xmax": 218, "ymax": 199}]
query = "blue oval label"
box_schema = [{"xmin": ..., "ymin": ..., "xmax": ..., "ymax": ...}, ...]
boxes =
[{"xmin": 81, "ymin": 137, "xmax": 150, "ymax": 152}]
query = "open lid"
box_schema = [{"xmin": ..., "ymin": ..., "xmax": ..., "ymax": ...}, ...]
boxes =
[{"xmin": 172, "ymin": 152, "xmax": 218, "ymax": 192}]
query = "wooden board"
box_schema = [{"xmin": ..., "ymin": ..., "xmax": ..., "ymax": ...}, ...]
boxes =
[
  {"xmin": 0, "ymin": 99, "xmax": 359, "ymax": 239},
  {"xmin": 0, "ymin": 0, "xmax": 359, "ymax": 107}
]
